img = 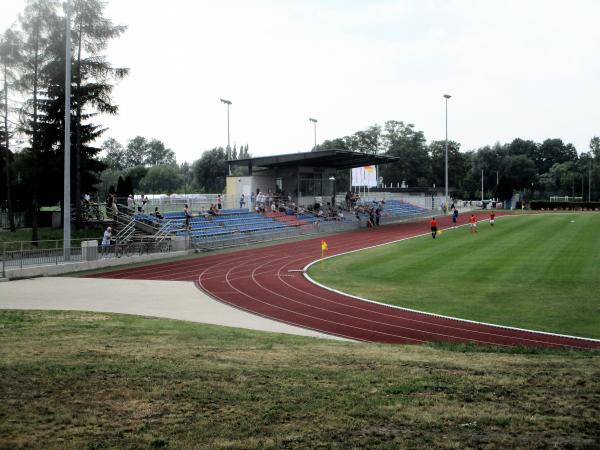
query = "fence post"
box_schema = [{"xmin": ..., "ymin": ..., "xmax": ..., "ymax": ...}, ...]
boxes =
[{"xmin": 2, "ymin": 245, "xmax": 5, "ymax": 278}]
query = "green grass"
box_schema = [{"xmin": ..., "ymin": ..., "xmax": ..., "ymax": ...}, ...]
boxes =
[
  {"xmin": 1, "ymin": 310, "xmax": 599, "ymax": 449},
  {"xmin": 310, "ymin": 213, "xmax": 600, "ymax": 339}
]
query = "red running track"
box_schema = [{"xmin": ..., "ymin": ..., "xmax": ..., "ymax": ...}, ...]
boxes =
[{"xmin": 89, "ymin": 213, "xmax": 600, "ymax": 349}]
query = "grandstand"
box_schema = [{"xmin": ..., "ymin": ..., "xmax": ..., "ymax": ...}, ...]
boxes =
[{"xmin": 127, "ymin": 197, "xmax": 429, "ymax": 251}]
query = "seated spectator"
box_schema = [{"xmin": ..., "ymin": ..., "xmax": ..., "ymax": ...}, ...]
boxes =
[
  {"xmin": 199, "ymin": 207, "xmax": 210, "ymax": 219},
  {"xmin": 271, "ymin": 203, "xmax": 277, "ymax": 212},
  {"xmin": 154, "ymin": 207, "xmax": 164, "ymax": 220}
]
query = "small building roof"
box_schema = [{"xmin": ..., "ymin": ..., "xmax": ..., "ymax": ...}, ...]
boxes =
[{"xmin": 228, "ymin": 149, "xmax": 398, "ymax": 170}]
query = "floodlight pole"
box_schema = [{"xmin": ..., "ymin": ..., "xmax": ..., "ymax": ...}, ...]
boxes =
[
  {"xmin": 220, "ymin": 98, "xmax": 232, "ymax": 158},
  {"xmin": 443, "ymin": 94, "xmax": 451, "ymax": 211},
  {"xmin": 63, "ymin": 0, "xmax": 72, "ymax": 261},
  {"xmin": 481, "ymin": 169, "xmax": 484, "ymax": 202},
  {"xmin": 589, "ymin": 159, "xmax": 592, "ymax": 201},
  {"xmin": 309, "ymin": 118, "xmax": 317, "ymax": 150}
]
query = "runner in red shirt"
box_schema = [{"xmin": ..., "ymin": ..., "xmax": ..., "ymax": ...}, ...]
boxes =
[
  {"xmin": 430, "ymin": 217, "xmax": 438, "ymax": 239},
  {"xmin": 490, "ymin": 212, "xmax": 496, "ymax": 227},
  {"xmin": 469, "ymin": 214, "xmax": 477, "ymax": 233}
]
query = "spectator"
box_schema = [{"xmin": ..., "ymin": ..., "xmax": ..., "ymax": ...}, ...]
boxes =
[
  {"xmin": 375, "ymin": 206, "xmax": 381, "ymax": 226},
  {"xmin": 101, "ymin": 226, "xmax": 112, "ymax": 256},
  {"xmin": 239, "ymin": 193, "xmax": 245, "ymax": 209},
  {"xmin": 452, "ymin": 208, "xmax": 458, "ymax": 224},
  {"xmin": 217, "ymin": 194, "xmax": 222, "ymax": 210},
  {"xmin": 183, "ymin": 204, "xmax": 192, "ymax": 230},
  {"xmin": 141, "ymin": 194, "xmax": 148, "ymax": 213},
  {"xmin": 111, "ymin": 193, "xmax": 118, "ymax": 218},
  {"xmin": 127, "ymin": 194, "xmax": 134, "ymax": 210},
  {"xmin": 154, "ymin": 207, "xmax": 164, "ymax": 220}
]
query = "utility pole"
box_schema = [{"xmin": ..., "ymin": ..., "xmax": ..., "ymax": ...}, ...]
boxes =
[
  {"xmin": 309, "ymin": 118, "xmax": 317, "ymax": 150},
  {"xmin": 443, "ymin": 94, "xmax": 451, "ymax": 210},
  {"xmin": 220, "ymin": 98, "xmax": 232, "ymax": 158},
  {"xmin": 63, "ymin": 0, "xmax": 72, "ymax": 261},
  {"xmin": 481, "ymin": 169, "xmax": 484, "ymax": 202}
]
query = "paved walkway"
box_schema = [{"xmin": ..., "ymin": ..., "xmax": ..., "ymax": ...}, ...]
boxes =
[{"xmin": 0, "ymin": 277, "xmax": 347, "ymax": 341}]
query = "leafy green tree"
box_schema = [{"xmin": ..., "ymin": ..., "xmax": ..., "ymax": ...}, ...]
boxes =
[
  {"xmin": 179, "ymin": 161, "xmax": 193, "ymax": 193},
  {"xmin": 94, "ymin": 167, "xmax": 120, "ymax": 201},
  {"xmin": 537, "ymin": 138, "xmax": 577, "ymax": 174},
  {"xmin": 139, "ymin": 164, "xmax": 182, "ymax": 194},
  {"xmin": 429, "ymin": 140, "xmax": 468, "ymax": 195},
  {"xmin": 101, "ymin": 137, "xmax": 125, "ymax": 170},
  {"xmin": 192, "ymin": 147, "xmax": 227, "ymax": 193},
  {"xmin": 124, "ymin": 136, "xmax": 147, "ymax": 168},
  {"xmin": 380, "ymin": 121, "xmax": 430, "ymax": 187},
  {"xmin": 145, "ymin": 138, "xmax": 175, "ymax": 166},
  {"xmin": 344, "ymin": 125, "xmax": 381, "ymax": 154},
  {"xmin": 125, "ymin": 165, "xmax": 148, "ymax": 193}
]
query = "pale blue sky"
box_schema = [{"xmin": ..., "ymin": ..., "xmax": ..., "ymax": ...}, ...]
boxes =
[{"xmin": 2, "ymin": 0, "xmax": 599, "ymax": 162}]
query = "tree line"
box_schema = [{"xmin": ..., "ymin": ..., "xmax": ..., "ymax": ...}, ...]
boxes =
[
  {"xmin": 315, "ymin": 121, "xmax": 600, "ymax": 202},
  {"xmin": 96, "ymin": 138, "xmax": 250, "ymax": 201}
]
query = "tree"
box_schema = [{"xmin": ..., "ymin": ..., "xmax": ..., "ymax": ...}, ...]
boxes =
[
  {"xmin": 145, "ymin": 138, "xmax": 175, "ymax": 166},
  {"xmin": 429, "ymin": 140, "xmax": 468, "ymax": 195},
  {"xmin": 71, "ymin": 0, "xmax": 127, "ymax": 222},
  {"xmin": 192, "ymin": 147, "xmax": 227, "ymax": 193},
  {"xmin": 125, "ymin": 165, "xmax": 148, "ymax": 193},
  {"xmin": 101, "ymin": 137, "xmax": 125, "ymax": 170},
  {"xmin": 590, "ymin": 137, "xmax": 600, "ymax": 160},
  {"xmin": 19, "ymin": 0, "xmax": 59, "ymax": 243},
  {"xmin": 139, "ymin": 164, "xmax": 182, "ymax": 193},
  {"xmin": 379, "ymin": 121, "xmax": 430, "ymax": 187},
  {"xmin": 124, "ymin": 136, "xmax": 147, "ymax": 167},
  {"xmin": 344, "ymin": 125, "xmax": 381, "ymax": 154},
  {"xmin": 179, "ymin": 161, "xmax": 192, "ymax": 193},
  {"xmin": 0, "ymin": 28, "xmax": 22, "ymax": 232},
  {"xmin": 537, "ymin": 138, "xmax": 577, "ymax": 174}
]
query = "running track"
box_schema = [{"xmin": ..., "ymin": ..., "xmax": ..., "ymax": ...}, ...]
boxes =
[{"xmin": 90, "ymin": 213, "xmax": 600, "ymax": 349}]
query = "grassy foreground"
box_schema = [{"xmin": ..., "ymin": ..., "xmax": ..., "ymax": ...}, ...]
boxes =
[
  {"xmin": 1, "ymin": 310, "xmax": 599, "ymax": 449},
  {"xmin": 310, "ymin": 213, "xmax": 600, "ymax": 339}
]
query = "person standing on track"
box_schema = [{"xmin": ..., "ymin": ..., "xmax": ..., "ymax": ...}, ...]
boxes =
[
  {"xmin": 469, "ymin": 214, "xmax": 478, "ymax": 233},
  {"xmin": 490, "ymin": 211, "xmax": 495, "ymax": 227},
  {"xmin": 430, "ymin": 217, "xmax": 438, "ymax": 239},
  {"xmin": 452, "ymin": 208, "xmax": 458, "ymax": 224}
]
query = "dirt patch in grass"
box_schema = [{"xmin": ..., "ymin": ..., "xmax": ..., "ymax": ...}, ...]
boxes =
[{"xmin": 1, "ymin": 310, "xmax": 599, "ymax": 449}]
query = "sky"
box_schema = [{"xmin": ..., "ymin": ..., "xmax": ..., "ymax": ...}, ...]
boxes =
[{"xmin": 2, "ymin": 0, "xmax": 600, "ymax": 163}]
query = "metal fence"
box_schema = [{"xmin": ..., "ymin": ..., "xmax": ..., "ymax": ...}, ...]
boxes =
[{"xmin": 1, "ymin": 240, "xmax": 175, "ymax": 277}]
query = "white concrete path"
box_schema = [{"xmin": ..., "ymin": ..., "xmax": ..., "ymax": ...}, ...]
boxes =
[{"xmin": 0, "ymin": 277, "xmax": 346, "ymax": 341}]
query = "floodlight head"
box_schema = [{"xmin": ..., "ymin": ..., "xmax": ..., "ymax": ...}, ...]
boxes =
[
  {"xmin": 309, "ymin": 117, "xmax": 317, "ymax": 123},
  {"xmin": 329, "ymin": 176, "xmax": 336, "ymax": 181},
  {"xmin": 220, "ymin": 98, "xmax": 232, "ymax": 105},
  {"xmin": 443, "ymin": 94, "xmax": 452, "ymax": 99}
]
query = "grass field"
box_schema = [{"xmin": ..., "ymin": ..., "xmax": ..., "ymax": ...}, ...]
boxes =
[
  {"xmin": 309, "ymin": 213, "xmax": 600, "ymax": 339},
  {"xmin": 1, "ymin": 310, "xmax": 599, "ymax": 449}
]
